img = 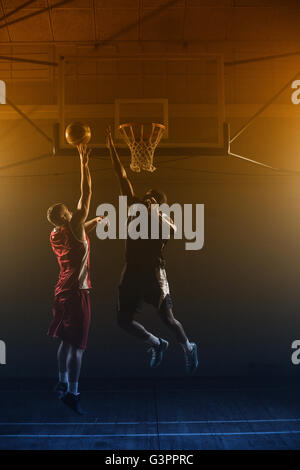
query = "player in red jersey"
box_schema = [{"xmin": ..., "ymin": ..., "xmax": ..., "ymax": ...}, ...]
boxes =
[{"xmin": 47, "ymin": 144, "xmax": 104, "ymax": 414}]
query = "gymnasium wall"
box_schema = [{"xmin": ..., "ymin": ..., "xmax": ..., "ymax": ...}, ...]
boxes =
[
  {"xmin": 1, "ymin": 113, "xmax": 300, "ymax": 380},
  {"xmin": 1, "ymin": 19, "xmax": 300, "ymax": 379}
]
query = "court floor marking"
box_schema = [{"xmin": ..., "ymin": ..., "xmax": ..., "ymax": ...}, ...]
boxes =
[
  {"xmin": 2, "ymin": 430, "xmax": 300, "ymax": 438},
  {"xmin": 1, "ymin": 418, "xmax": 300, "ymax": 426},
  {"xmin": 1, "ymin": 387, "xmax": 297, "ymax": 393}
]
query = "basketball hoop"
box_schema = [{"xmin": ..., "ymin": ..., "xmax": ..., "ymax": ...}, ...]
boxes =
[{"xmin": 118, "ymin": 122, "xmax": 166, "ymax": 173}]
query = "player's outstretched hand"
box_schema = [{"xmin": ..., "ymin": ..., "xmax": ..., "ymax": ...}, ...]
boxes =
[
  {"xmin": 78, "ymin": 144, "xmax": 91, "ymax": 165},
  {"xmin": 105, "ymin": 126, "xmax": 113, "ymax": 149},
  {"xmin": 97, "ymin": 216, "xmax": 110, "ymax": 230}
]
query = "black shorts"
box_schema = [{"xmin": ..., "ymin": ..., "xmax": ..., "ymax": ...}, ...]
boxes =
[{"xmin": 118, "ymin": 264, "xmax": 173, "ymax": 315}]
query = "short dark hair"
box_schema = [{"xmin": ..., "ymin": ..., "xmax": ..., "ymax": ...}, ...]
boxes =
[
  {"xmin": 145, "ymin": 189, "xmax": 167, "ymax": 205},
  {"xmin": 47, "ymin": 203, "xmax": 65, "ymax": 226}
]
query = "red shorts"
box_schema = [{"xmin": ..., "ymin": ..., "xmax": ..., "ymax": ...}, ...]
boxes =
[{"xmin": 47, "ymin": 289, "xmax": 91, "ymax": 350}]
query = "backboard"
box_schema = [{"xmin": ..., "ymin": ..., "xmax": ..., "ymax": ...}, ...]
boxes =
[{"xmin": 54, "ymin": 53, "xmax": 228, "ymax": 157}]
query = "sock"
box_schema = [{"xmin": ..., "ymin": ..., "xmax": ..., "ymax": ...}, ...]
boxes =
[
  {"xmin": 69, "ymin": 382, "xmax": 79, "ymax": 395},
  {"xmin": 59, "ymin": 371, "xmax": 68, "ymax": 384},
  {"xmin": 180, "ymin": 340, "xmax": 193, "ymax": 353},
  {"xmin": 145, "ymin": 334, "xmax": 160, "ymax": 348}
]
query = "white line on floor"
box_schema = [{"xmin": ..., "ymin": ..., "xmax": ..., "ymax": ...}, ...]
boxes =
[
  {"xmin": 1, "ymin": 418, "xmax": 300, "ymax": 425},
  {"xmin": 2, "ymin": 430, "xmax": 300, "ymax": 438}
]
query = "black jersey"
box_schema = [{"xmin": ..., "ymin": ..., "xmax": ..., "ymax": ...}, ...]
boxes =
[{"xmin": 125, "ymin": 197, "xmax": 168, "ymax": 269}]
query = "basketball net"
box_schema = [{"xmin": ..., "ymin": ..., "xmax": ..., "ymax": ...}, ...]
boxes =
[{"xmin": 118, "ymin": 123, "xmax": 166, "ymax": 173}]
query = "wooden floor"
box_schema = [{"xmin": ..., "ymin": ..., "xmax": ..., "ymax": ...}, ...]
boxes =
[{"xmin": 1, "ymin": 378, "xmax": 300, "ymax": 450}]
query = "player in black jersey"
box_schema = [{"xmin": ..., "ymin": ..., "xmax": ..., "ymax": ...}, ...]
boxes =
[{"xmin": 106, "ymin": 129, "xmax": 198, "ymax": 374}]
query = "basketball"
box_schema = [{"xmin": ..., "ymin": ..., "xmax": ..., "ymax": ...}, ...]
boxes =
[{"xmin": 65, "ymin": 122, "xmax": 91, "ymax": 147}]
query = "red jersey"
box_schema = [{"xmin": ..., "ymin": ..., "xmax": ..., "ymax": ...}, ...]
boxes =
[{"xmin": 50, "ymin": 224, "xmax": 91, "ymax": 296}]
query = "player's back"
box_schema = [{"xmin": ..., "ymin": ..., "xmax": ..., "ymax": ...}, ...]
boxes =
[
  {"xmin": 126, "ymin": 206, "xmax": 168, "ymax": 269},
  {"xmin": 50, "ymin": 224, "xmax": 91, "ymax": 296}
]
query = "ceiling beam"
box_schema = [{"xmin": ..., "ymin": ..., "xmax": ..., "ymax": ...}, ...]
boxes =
[
  {"xmin": 95, "ymin": 0, "xmax": 181, "ymax": 45},
  {"xmin": 92, "ymin": 0, "xmax": 97, "ymax": 42},
  {"xmin": 0, "ymin": 0, "xmax": 37, "ymax": 23},
  {"xmin": 225, "ymin": 51, "xmax": 300, "ymax": 66},
  {"xmin": 0, "ymin": 0, "xmax": 11, "ymax": 42},
  {"xmin": 0, "ymin": 54, "xmax": 57, "ymax": 66},
  {"xmin": 0, "ymin": 0, "xmax": 77, "ymax": 31},
  {"xmin": 46, "ymin": 0, "xmax": 55, "ymax": 42}
]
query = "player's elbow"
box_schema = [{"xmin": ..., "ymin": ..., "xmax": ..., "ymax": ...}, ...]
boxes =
[
  {"xmin": 83, "ymin": 187, "xmax": 92, "ymax": 199},
  {"xmin": 120, "ymin": 167, "xmax": 127, "ymax": 180},
  {"xmin": 79, "ymin": 193, "xmax": 91, "ymax": 212}
]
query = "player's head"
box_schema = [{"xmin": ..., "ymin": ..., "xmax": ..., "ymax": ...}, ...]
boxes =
[
  {"xmin": 47, "ymin": 203, "xmax": 72, "ymax": 227},
  {"xmin": 143, "ymin": 189, "xmax": 167, "ymax": 208}
]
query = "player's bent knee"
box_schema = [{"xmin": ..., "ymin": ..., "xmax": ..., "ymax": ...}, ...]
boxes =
[
  {"xmin": 166, "ymin": 316, "xmax": 178, "ymax": 327},
  {"xmin": 159, "ymin": 307, "xmax": 176, "ymax": 325},
  {"xmin": 70, "ymin": 346, "xmax": 84, "ymax": 357}
]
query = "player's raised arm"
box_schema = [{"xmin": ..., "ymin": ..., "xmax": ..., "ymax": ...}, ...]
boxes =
[
  {"xmin": 71, "ymin": 144, "xmax": 92, "ymax": 239},
  {"xmin": 160, "ymin": 212, "xmax": 177, "ymax": 236},
  {"xmin": 106, "ymin": 127, "xmax": 135, "ymax": 204}
]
